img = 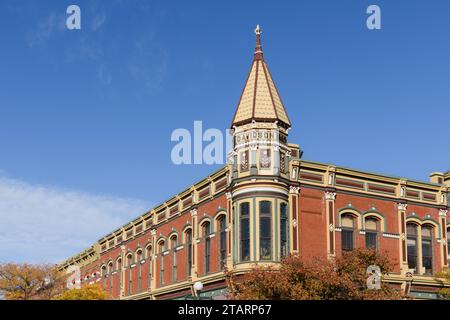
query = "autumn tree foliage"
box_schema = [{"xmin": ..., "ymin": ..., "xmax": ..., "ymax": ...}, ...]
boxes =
[
  {"xmin": 435, "ymin": 267, "xmax": 450, "ymax": 300},
  {"xmin": 53, "ymin": 283, "xmax": 108, "ymax": 300},
  {"xmin": 226, "ymin": 249, "xmax": 402, "ymax": 300},
  {"xmin": 0, "ymin": 263, "xmax": 66, "ymax": 300}
]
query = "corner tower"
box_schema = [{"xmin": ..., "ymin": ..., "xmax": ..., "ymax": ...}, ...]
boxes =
[{"xmin": 228, "ymin": 26, "xmax": 302, "ymax": 270}]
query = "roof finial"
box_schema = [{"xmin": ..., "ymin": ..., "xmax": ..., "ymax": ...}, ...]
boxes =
[{"xmin": 254, "ymin": 24, "xmax": 264, "ymax": 61}]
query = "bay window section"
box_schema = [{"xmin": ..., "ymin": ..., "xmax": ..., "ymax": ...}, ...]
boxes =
[
  {"xmin": 280, "ymin": 202, "xmax": 288, "ymax": 259},
  {"xmin": 240, "ymin": 202, "xmax": 250, "ymax": 262},
  {"xmin": 259, "ymin": 201, "xmax": 272, "ymax": 260}
]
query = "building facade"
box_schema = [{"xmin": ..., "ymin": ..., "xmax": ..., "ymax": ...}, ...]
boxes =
[{"xmin": 60, "ymin": 27, "xmax": 450, "ymax": 300}]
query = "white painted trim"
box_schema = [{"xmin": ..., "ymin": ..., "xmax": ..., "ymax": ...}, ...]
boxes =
[{"xmin": 232, "ymin": 186, "xmax": 288, "ymax": 197}]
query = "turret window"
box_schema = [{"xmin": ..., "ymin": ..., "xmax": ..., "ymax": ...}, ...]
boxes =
[
  {"xmin": 240, "ymin": 202, "xmax": 250, "ymax": 261},
  {"xmin": 260, "ymin": 149, "xmax": 271, "ymax": 169},
  {"xmin": 259, "ymin": 201, "xmax": 272, "ymax": 260},
  {"xmin": 280, "ymin": 202, "xmax": 288, "ymax": 258}
]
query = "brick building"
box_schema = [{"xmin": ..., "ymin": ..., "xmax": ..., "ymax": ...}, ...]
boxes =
[{"xmin": 60, "ymin": 26, "xmax": 450, "ymax": 300}]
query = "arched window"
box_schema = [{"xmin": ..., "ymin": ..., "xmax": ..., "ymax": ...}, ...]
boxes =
[
  {"xmin": 117, "ymin": 257, "xmax": 122, "ymax": 291},
  {"xmin": 365, "ymin": 217, "xmax": 379, "ymax": 250},
  {"xmin": 146, "ymin": 245, "xmax": 152, "ymax": 289},
  {"xmin": 108, "ymin": 261, "xmax": 113, "ymax": 274},
  {"xmin": 259, "ymin": 201, "xmax": 272, "ymax": 260},
  {"xmin": 240, "ymin": 202, "xmax": 250, "ymax": 261},
  {"xmin": 185, "ymin": 229, "xmax": 193, "ymax": 276},
  {"xmin": 126, "ymin": 253, "xmax": 133, "ymax": 295},
  {"xmin": 341, "ymin": 214, "xmax": 356, "ymax": 251},
  {"xmin": 108, "ymin": 262, "xmax": 113, "ymax": 292},
  {"xmin": 421, "ymin": 225, "xmax": 433, "ymax": 275},
  {"xmin": 101, "ymin": 265, "xmax": 107, "ymax": 277},
  {"xmin": 170, "ymin": 236, "xmax": 178, "ymax": 282},
  {"xmin": 218, "ymin": 216, "xmax": 227, "ymax": 270},
  {"xmin": 280, "ymin": 202, "xmax": 288, "ymax": 258},
  {"xmin": 203, "ymin": 222, "xmax": 211, "ymax": 274},
  {"xmin": 406, "ymin": 223, "xmax": 418, "ymax": 273},
  {"xmin": 136, "ymin": 249, "xmax": 143, "ymax": 292},
  {"xmin": 158, "ymin": 241, "xmax": 165, "ymax": 286}
]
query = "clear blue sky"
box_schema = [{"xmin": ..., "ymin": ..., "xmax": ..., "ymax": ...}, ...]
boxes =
[{"xmin": 0, "ymin": 0, "xmax": 449, "ymax": 262}]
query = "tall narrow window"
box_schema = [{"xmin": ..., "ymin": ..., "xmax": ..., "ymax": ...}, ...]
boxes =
[
  {"xmin": 203, "ymin": 222, "xmax": 211, "ymax": 274},
  {"xmin": 126, "ymin": 254, "xmax": 133, "ymax": 295},
  {"xmin": 259, "ymin": 201, "xmax": 272, "ymax": 260},
  {"xmin": 218, "ymin": 216, "xmax": 227, "ymax": 270},
  {"xmin": 117, "ymin": 258, "xmax": 122, "ymax": 293},
  {"xmin": 421, "ymin": 226, "xmax": 433, "ymax": 275},
  {"xmin": 108, "ymin": 262, "xmax": 113, "ymax": 292},
  {"xmin": 407, "ymin": 223, "xmax": 418, "ymax": 273},
  {"xmin": 136, "ymin": 250, "xmax": 143, "ymax": 292},
  {"xmin": 240, "ymin": 202, "xmax": 250, "ymax": 261},
  {"xmin": 171, "ymin": 236, "xmax": 178, "ymax": 282},
  {"xmin": 365, "ymin": 218, "xmax": 378, "ymax": 250},
  {"xmin": 280, "ymin": 202, "xmax": 288, "ymax": 258},
  {"xmin": 159, "ymin": 242, "xmax": 165, "ymax": 286},
  {"xmin": 146, "ymin": 246, "xmax": 152, "ymax": 289},
  {"xmin": 447, "ymin": 227, "xmax": 450, "ymax": 267},
  {"xmin": 186, "ymin": 229, "xmax": 193, "ymax": 276},
  {"xmin": 341, "ymin": 214, "xmax": 355, "ymax": 251}
]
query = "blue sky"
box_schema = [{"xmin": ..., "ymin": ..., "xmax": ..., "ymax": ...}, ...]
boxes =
[{"xmin": 0, "ymin": 0, "xmax": 449, "ymax": 263}]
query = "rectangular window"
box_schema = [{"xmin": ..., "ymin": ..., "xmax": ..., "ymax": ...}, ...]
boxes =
[
  {"xmin": 186, "ymin": 231, "xmax": 192, "ymax": 276},
  {"xmin": 280, "ymin": 203, "xmax": 288, "ymax": 258},
  {"xmin": 407, "ymin": 238, "xmax": 417, "ymax": 272},
  {"xmin": 219, "ymin": 218, "xmax": 227, "ymax": 270},
  {"xmin": 240, "ymin": 203, "xmax": 250, "ymax": 261},
  {"xmin": 341, "ymin": 229, "xmax": 354, "ymax": 251},
  {"xmin": 422, "ymin": 238, "xmax": 433, "ymax": 275},
  {"xmin": 259, "ymin": 201, "xmax": 272, "ymax": 260},
  {"xmin": 365, "ymin": 231, "xmax": 377, "ymax": 250}
]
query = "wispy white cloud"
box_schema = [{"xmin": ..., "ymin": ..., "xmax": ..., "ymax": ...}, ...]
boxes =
[
  {"xmin": 26, "ymin": 11, "xmax": 66, "ymax": 48},
  {"xmin": 0, "ymin": 174, "xmax": 150, "ymax": 264},
  {"xmin": 91, "ymin": 13, "xmax": 107, "ymax": 32}
]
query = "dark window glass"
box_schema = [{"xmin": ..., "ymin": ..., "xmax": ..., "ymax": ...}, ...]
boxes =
[
  {"xmin": 341, "ymin": 229, "xmax": 354, "ymax": 251},
  {"xmin": 186, "ymin": 230, "xmax": 192, "ymax": 276},
  {"xmin": 159, "ymin": 243, "xmax": 165, "ymax": 286},
  {"xmin": 240, "ymin": 203, "xmax": 250, "ymax": 261},
  {"xmin": 422, "ymin": 226, "xmax": 433, "ymax": 275},
  {"xmin": 280, "ymin": 203, "xmax": 288, "ymax": 258},
  {"xmin": 407, "ymin": 224, "xmax": 418, "ymax": 273},
  {"xmin": 219, "ymin": 217, "xmax": 227, "ymax": 270},
  {"xmin": 365, "ymin": 231, "xmax": 377, "ymax": 250},
  {"xmin": 171, "ymin": 237, "xmax": 177, "ymax": 282},
  {"xmin": 341, "ymin": 215, "xmax": 355, "ymax": 251},
  {"xmin": 204, "ymin": 223, "xmax": 210, "ymax": 273},
  {"xmin": 260, "ymin": 201, "xmax": 272, "ymax": 260},
  {"xmin": 147, "ymin": 247, "xmax": 152, "ymax": 288}
]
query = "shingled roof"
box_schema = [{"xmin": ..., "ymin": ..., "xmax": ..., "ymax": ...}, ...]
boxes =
[{"xmin": 231, "ymin": 25, "xmax": 291, "ymax": 128}]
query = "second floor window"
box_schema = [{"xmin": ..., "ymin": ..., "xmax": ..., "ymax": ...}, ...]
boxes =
[
  {"xmin": 203, "ymin": 222, "xmax": 211, "ymax": 274},
  {"xmin": 219, "ymin": 216, "xmax": 227, "ymax": 270},
  {"xmin": 421, "ymin": 226, "xmax": 433, "ymax": 275},
  {"xmin": 259, "ymin": 201, "xmax": 272, "ymax": 260},
  {"xmin": 240, "ymin": 202, "xmax": 250, "ymax": 261},
  {"xmin": 365, "ymin": 218, "xmax": 378, "ymax": 250},
  {"xmin": 406, "ymin": 223, "xmax": 418, "ymax": 273},
  {"xmin": 159, "ymin": 242, "xmax": 165, "ymax": 286},
  {"xmin": 171, "ymin": 237, "xmax": 178, "ymax": 282},
  {"xmin": 341, "ymin": 214, "xmax": 355, "ymax": 251},
  {"xmin": 186, "ymin": 229, "xmax": 193, "ymax": 276},
  {"xmin": 280, "ymin": 203, "xmax": 288, "ymax": 259}
]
